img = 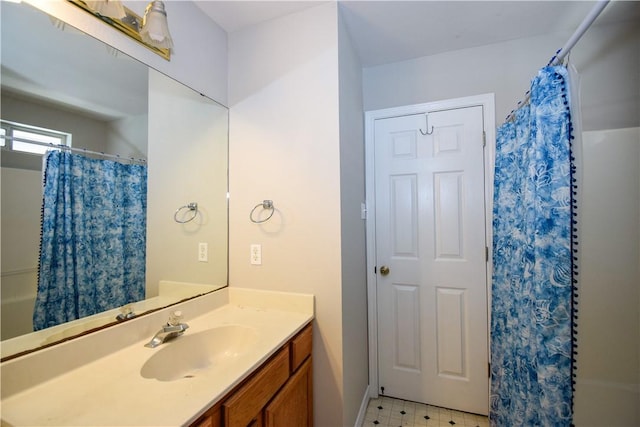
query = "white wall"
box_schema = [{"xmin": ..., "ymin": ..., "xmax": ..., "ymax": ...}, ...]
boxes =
[
  {"xmin": 363, "ymin": 20, "xmax": 639, "ymax": 131},
  {"xmin": 228, "ymin": 3, "xmax": 352, "ymax": 426},
  {"xmin": 25, "ymin": 0, "xmax": 228, "ymax": 105},
  {"xmin": 364, "ymin": 17, "xmax": 640, "ymax": 426},
  {"xmin": 338, "ymin": 9, "xmax": 369, "ymax": 426},
  {"xmin": 105, "ymin": 115, "xmax": 148, "ymax": 160}
]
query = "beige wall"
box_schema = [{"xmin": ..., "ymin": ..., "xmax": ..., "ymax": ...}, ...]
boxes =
[
  {"xmin": 223, "ymin": 3, "xmax": 370, "ymax": 425},
  {"xmin": 146, "ymin": 70, "xmax": 228, "ymax": 296},
  {"xmin": 228, "ymin": 3, "xmax": 359, "ymax": 426}
]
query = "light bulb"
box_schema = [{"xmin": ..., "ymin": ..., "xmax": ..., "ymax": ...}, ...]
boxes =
[
  {"xmin": 140, "ymin": 1, "xmax": 173, "ymax": 50},
  {"xmin": 85, "ymin": 0, "xmax": 126, "ymax": 20}
]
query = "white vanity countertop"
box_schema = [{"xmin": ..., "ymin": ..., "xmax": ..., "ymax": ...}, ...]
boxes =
[
  {"xmin": 1, "ymin": 281, "xmax": 223, "ymax": 359},
  {"xmin": 0, "ymin": 287, "xmax": 314, "ymax": 427}
]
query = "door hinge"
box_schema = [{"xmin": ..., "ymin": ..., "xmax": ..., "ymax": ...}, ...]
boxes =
[
  {"xmin": 485, "ymin": 246, "xmax": 489, "ymax": 262},
  {"xmin": 482, "ymin": 131, "xmax": 486, "ymax": 147},
  {"xmin": 488, "ymin": 363, "xmax": 491, "ymax": 378}
]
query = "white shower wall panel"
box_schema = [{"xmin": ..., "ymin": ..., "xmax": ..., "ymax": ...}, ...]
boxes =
[
  {"xmin": 0, "ymin": 270, "xmax": 37, "ymax": 340},
  {"xmin": 573, "ymin": 127, "xmax": 640, "ymax": 427}
]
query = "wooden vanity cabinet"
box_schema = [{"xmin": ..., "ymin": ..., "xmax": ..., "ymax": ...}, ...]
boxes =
[{"xmin": 190, "ymin": 323, "xmax": 313, "ymax": 427}]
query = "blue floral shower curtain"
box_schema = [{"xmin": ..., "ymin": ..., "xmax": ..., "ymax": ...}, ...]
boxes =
[
  {"xmin": 490, "ymin": 66, "xmax": 578, "ymax": 425},
  {"xmin": 34, "ymin": 151, "xmax": 147, "ymax": 330}
]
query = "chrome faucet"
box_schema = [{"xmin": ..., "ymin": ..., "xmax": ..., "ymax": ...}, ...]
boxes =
[
  {"xmin": 145, "ymin": 311, "xmax": 189, "ymax": 348},
  {"xmin": 115, "ymin": 304, "xmax": 136, "ymax": 322}
]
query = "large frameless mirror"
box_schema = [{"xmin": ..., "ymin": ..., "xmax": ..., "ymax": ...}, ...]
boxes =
[{"xmin": 0, "ymin": 1, "xmax": 228, "ymax": 360}]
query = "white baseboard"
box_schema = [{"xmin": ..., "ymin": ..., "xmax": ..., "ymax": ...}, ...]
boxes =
[{"xmin": 354, "ymin": 385, "xmax": 371, "ymax": 427}]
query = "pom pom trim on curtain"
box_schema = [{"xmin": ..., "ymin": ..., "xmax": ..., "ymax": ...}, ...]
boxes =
[{"xmin": 490, "ymin": 65, "xmax": 578, "ymax": 426}]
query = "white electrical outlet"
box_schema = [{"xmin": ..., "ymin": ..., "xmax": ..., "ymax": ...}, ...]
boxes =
[
  {"xmin": 250, "ymin": 244, "xmax": 262, "ymax": 265},
  {"xmin": 198, "ymin": 243, "xmax": 208, "ymax": 262}
]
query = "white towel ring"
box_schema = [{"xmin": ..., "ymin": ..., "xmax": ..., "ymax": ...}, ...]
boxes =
[
  {"xmin": 174, "ymin": 202, "xmax": 198, "ymax": 223},
  {"xmin": 250, "ymin": 200, "xmax": 275, "ymax": 224}
]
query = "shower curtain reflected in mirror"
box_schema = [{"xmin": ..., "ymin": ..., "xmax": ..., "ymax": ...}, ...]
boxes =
[
  {"xmin": 490, "ymin": 66, "xmax": 578, "ymax": 426},
  {"xmin": 33, "ymin": 151, "xmax": 147, "ymax": 330}
]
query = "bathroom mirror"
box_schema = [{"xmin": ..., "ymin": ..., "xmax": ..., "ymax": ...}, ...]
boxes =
[{"xmin": 0, "ymin": 2, "xmax": 228, "ymax": 359}]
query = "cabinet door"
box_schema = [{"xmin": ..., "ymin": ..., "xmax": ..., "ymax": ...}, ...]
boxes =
[
  {"xmin": 223, "ymin": 347, "xmax": 290, "ymax": 427},
  {"xmin": 193, "ymin": 403, "xmax": 221, "ymax": 427},
  {"xmin": 264, "ymin": 358, "xmax": 312, "ymax": 427}
]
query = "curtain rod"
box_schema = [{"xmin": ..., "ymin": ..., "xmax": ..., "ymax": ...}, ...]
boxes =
[
  {"xmin": 550, "ymin": 0, "xmax": 610, "ymax": 66},
  {"xmin": 1, "ymin": 135, "xmax": 146, "ymax": 165},
  {"xmin": 505, "ymin": 0, "xmax": 610, "ymax": 121}
]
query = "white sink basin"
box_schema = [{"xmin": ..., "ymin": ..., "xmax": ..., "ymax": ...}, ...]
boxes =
[{"xmin": 140, "ymin": 325, "xmax": 259, "ymax": 381}]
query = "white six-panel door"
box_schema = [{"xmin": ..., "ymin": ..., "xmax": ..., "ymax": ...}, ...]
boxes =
[{"xmin": 373, "ymin": 105, "xmax": 489, "ymax": 415}]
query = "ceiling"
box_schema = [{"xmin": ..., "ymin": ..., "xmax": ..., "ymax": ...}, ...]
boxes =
[
  {"xmin": 195, "ymin": 0, "xmax": 640, "ymax": 67},
  {"xmin": 5, "ymin": 1, "xmax": 637, "ymax": 121}
]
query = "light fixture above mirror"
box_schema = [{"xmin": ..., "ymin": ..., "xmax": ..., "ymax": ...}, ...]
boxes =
[
  {"xmin": 140, "ymin": 1, "xmax": 173, "ymax": 50},
  {"xmin": 68, "ymin": 0, "xmax": 172, "ymax": 60}
]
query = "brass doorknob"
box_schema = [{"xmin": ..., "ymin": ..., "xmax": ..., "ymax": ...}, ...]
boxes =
[{"xmin": 379, "ymin": 266, "xmax": 390, "ymax": 276}]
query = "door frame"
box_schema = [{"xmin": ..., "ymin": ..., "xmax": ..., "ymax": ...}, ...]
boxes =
[{"xmin": 364, "ymin": 93, "xmax": 496, "ymax": 400}]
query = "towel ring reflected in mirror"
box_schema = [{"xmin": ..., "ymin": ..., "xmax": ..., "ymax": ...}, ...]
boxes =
[
  {"xmin": 174, "ymin": 202, "xmax": 198, "ymax": 223},
  {"xmin": 250, "ymin": 200, "xmax": 275, "ymax": 224}
]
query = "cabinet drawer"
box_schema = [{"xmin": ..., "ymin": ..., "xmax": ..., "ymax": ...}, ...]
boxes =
[
  {"xmin": 290, "ymin": 324, "xmax": 312, "ymax": 373},
  {"xmin": 223, "ymin": 347, "xmax": 290, "ymax": 427}
]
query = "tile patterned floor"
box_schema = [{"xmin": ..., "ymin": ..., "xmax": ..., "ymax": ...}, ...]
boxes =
[{"xmin": 362, "ymin": 396, "xmax": 489, "ymax": 427}]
